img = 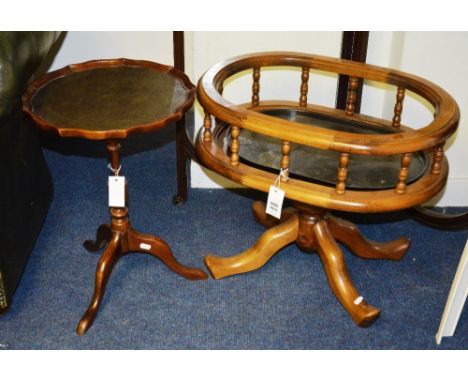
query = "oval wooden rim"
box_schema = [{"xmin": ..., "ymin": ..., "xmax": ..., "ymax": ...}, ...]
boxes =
[
  {"xmin": 195, "ymin": 128, "xmax": 448, "ymax": 213},
  {"xmin": 22, "ymin": 58, "xmax": 195, "ymax": 140},
  {"xmin": 197, "ymin": 51, "xmax": 459, "ymax": 155}
]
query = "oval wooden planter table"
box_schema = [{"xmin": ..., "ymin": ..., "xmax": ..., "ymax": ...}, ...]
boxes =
[
  {"xmin": 196, "ymin": 52, "xmax": 460, "ymax": 326},
  {"xmin": 22, "ymin": 59, "xmax": 208, "ymax": 335}
]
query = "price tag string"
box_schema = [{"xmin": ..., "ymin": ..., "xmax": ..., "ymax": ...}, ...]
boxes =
[
  {"xmin": 108, "ymin": 163, "xmax": 122, "ymax": 177},
  {"xmin": 273, "ymin": 167, "xmax": 289, "ymax": 189}
]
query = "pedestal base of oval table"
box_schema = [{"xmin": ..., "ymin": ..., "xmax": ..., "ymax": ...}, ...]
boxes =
[{"xmin": 204, "ymin": 201, "xmax": 410, "ymax": 327}]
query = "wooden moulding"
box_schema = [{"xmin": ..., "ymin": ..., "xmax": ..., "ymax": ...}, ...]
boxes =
[
  {"xmin": 195, "ymin": 127, "xmax": 449, "ymax": 213},
  {"xmin": 197, "ymin": 52, "xmax": 459, "ymax": 156},
  {"xmin": 22, "ymin": 58, "xmax": 196, "ymax": 140}
]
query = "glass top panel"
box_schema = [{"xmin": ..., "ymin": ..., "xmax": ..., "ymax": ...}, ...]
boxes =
[{"xmin": 30, "ymin": 66, "xmax": 191, "ymax": 131}]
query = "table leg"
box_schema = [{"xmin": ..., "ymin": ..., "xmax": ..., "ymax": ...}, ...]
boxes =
[
  {"xmin": 314, "ymin": 220, "xmax": 381, "ymax": 327},
  {"xmin": 251, "ymin": 200, "xmax": 297, "ymax": 229},
  {"xmin": 77, "ymin": 233, "xmax": 122, "ymax": 335},
  {"xmin": 83, "ymin": 224, "xmax": 112, "ymax": 252},
  {"xmin": 327, "ymin": 216, "xmax": 410, "ymax": 260},
  {"xmin": 204, "ymin": 215, "xmax": 299, "ymax": 279},
  {"xmin": 127, "ymin": 227, "xmax": 208, "ymax": 280}
]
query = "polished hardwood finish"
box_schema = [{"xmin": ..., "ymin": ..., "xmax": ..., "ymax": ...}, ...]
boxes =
[
  {"xmin": 23, "ymin": 59, "xmax": 207, "ymax": 335},
  {"xmin": 299, "ymin": 67, "xmax": 309, "ymax": 107},
  {"xmin": 252, "ymin": 67, "xmax": 260, "ymax": 106},
  {"xmin": 203, "ymin": 111, "xmax": 212, "ymax": 142},
  {"xmin": 336, "ymin": 32, "xmax": 468, "ymax": 231},
  {"xmin": 336, "ymin": 152, "xmax": 349, "ymax": 195},
  {"xmin": 77, "ymin": 142, "xmax": 207, "ymax": 335},
  {"xmin": 392, "ymin": 87, "xmax": 405, "ymax": 129},
  {"xmin": 230, "ymin": 125, "xmax": 240, "ymax": 166},
  {"xmin": 206, "ymin": 201, "xmax": 408, "ymax": 326},
  {"xmin": 196, "ymin": 52, "xmax": 459, "ymax": 326},
  {"xmin": 431, "ymin": 145, "xmax": 444, "ymax": 175},
  {"xmin": 396, "ymin": 153, "xmax": 413, "ymax": 194},
  {"xmin": 173, "ymin": 31, "xmax": 190, "ymax": 205},
  {"xmin": 280, "ymin": 140, "xmax": 291, "ymax": 180},
  {"xmin": 345, "ymin": 76, "xmax": 359, "ymax": 115},
  {"xmin": 22, "ymin": 58, "xmax": 195, "ymax": 140}
]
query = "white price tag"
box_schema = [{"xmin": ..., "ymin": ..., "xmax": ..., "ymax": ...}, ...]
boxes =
[
  {"xmin": 108, "ymin": 176, "xmax": 125, "ymax": 207},
  {"xmin": 354, "ymin": 296, "xmax": 364, "ymax": 305},
  {"xmin": 265, "ymin": 185, "xmax": 285, "ymax": 219}
]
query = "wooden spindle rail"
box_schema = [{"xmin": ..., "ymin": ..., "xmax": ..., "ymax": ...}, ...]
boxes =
[
  {"xmin": 345, "ymin": 76, "xmax": 359, "ymax": 115},
  {"xmin": 230, "ymin": 126, "xmax": 240, "ymax": 166},
  {"xmin": 392, "ymin": 87, "xmax": 405, "ymax": 129},
  {"xmin": 281, "ymin": 141, "xmax": 291, "ymax": 181},
  {"xmin": 299, "ymin": 67, "xmax": 309, "ymax": 106},
  {"xmin": 336, "ymin": 152, "xmax": 350, "ymax": 194},
  {"xmin": 396, "ymin": 153, "xmax": 413, "ymax": 194},
  {"xmin": 431, "ymin": 145, "xmax": 444, "ymax": 175},
  {"xmin": 203, "ymin": 110, "xmax": 212, "ymax": 142},
  {"xmin": 252, "ymin": 67, "xmax": 260, "ymax": 106},
  {"xmin": 216, "ymin": 84, "xmax": 224, "ymax": 129}
]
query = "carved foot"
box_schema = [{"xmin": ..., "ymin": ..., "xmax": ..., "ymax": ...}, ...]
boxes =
[
  {"xmin": 205, "ymin": 215, "xmax": 299, "ymax": 279},
  {"xmin": 127, "ymin": 228, "xmax": 208, "ymax": 280},
  {"xmin": 77, "ymin": 233, "xmax": 121, "ymax": 335},
  {"xmin": 83, "ymin": 224, "xmax": 112, "ymax": 252},
  {"xmin": 328, "ymin": 216, "xmax": 410, "ymax": 260},
  {"xmin": 252, "ymin": 200, "xmax": 297, "ymax": 229},
  {"xmin": 314, "ymin": 220, "xmax": 381, "ymax": 327}
]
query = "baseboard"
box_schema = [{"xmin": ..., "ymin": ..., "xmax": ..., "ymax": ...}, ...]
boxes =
[{"xmin": 191, "ymin": 163, "xmax": 468, "ymax": 207}]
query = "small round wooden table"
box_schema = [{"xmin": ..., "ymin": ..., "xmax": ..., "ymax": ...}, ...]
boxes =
[{"xmin": 22, "ymin": 58, "xmax": 208, "ymax": 335}]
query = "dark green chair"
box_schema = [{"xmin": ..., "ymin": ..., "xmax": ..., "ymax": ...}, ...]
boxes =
[{"xmin": 0, "ymin": 31, "xmax": 63, "ymax": 314}]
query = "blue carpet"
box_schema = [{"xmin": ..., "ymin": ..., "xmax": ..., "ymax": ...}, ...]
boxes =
[{"xmin": 0, "ymin": 124, "xmax": 467, "ymax": 349}]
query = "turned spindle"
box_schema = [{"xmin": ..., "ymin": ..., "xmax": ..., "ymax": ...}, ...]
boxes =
[
  {"xmin": 216, "ymin": 84, "xmax": 224, "ymax": 129},
  {"xmin": 392, "ymin": 87, "xmax": 406, "ymax": 129},
  {"xmin": 299, "ymin": 67, "xmax": 309, "ymax": 107},
  {"xmin": 431, "ymin": 145, "xmax": 444, "ymax": 175},
  {"xmin": 345, "ymin": 77, "xmax": 359, "ymax": 115},
  {"xmin": 336, "ymin": 152, "xmax": 350, "ymax": 194},
  {"xmin": 203, "ymin": 110, "xmax": 212, "ymax": 142},
  {"xmin": 252, "ymin": 67, "xmax": 260, "ymax": 106},
  {"xmin": 396, "ymin": 153, "xmax": 413, "ymax": 194},
  {"xmin": 281, "ymin": 141, "xmax": 291, "ymax": 181},
  {"xmin": 230, "ymin": 126, "xmax": 240, "ymax": 166}
]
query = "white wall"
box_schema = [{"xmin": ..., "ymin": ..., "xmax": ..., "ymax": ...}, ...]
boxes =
[
  {"xmin": 50, "ymin": 32, "xmax": 174, "ymax": 70},
  {"xmin": 49, "ymin": 31, "xmax": 468, "ymax": 206},
  {"xmin": 365, "ymin": 32, "xmax": 468, "ymax": 206}
]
